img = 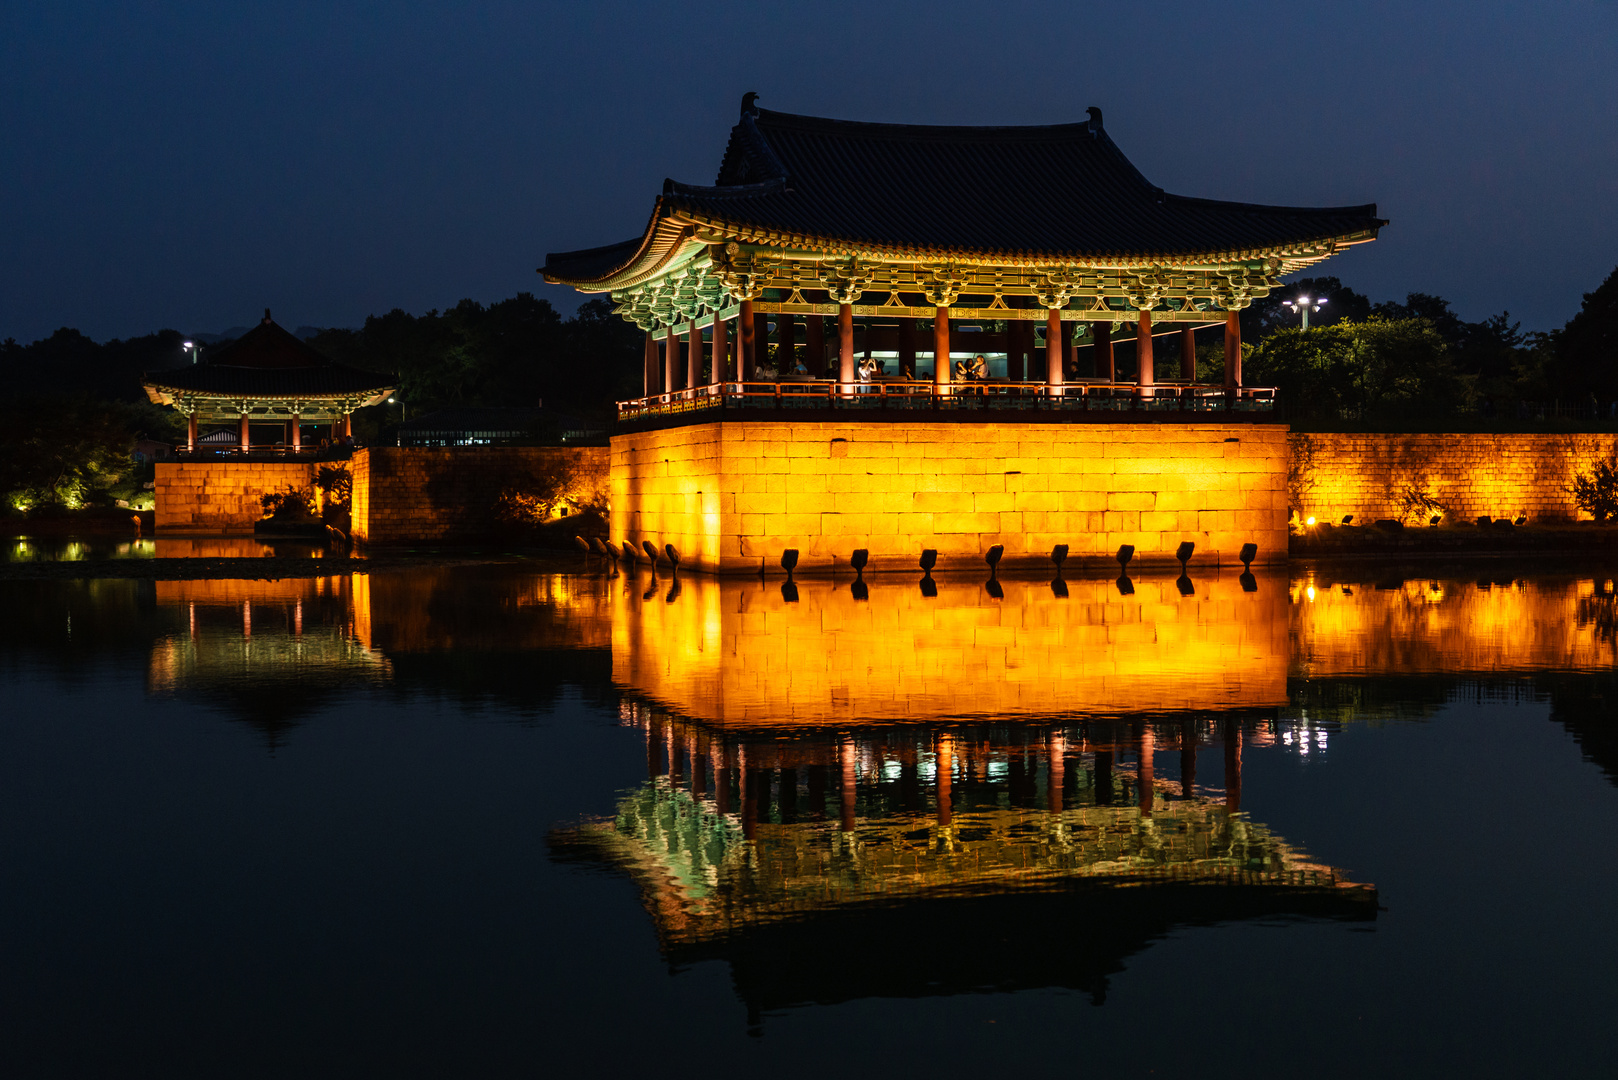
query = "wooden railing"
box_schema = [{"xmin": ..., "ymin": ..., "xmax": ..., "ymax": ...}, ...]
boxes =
[{"xmin": 616, "ymin": 379, "xmax": 1277, "ymax": 421}]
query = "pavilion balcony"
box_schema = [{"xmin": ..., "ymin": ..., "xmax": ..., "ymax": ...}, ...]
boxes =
[{"xmin": 616, "ymin": 379, "xmax": 1277, "ymax": 426}]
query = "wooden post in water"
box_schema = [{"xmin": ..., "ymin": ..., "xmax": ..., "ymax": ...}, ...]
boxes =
[{"xmin": 840, "ymin": 739, "xmax": 857, "ymax": 832}]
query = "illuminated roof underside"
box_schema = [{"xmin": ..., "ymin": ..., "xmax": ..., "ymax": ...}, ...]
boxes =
[{"xmin": 540, "ymin": 99, "xmax": 1385, "ymax": 331}]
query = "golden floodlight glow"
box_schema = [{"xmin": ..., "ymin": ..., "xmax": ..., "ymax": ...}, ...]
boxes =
[{"xmin": 611, "ymin": 572, "xmax": 1289, "ymax": 726}]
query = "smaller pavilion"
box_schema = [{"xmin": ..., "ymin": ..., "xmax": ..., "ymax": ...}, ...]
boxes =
[{"xmin": 143, "ymin": 311, "xmax": 396, "ymax": 454}]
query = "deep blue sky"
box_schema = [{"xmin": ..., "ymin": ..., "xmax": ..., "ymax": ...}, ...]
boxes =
[{"xmin": 3, "ymin": 0, "xmax": 1615, "ymax": 344}]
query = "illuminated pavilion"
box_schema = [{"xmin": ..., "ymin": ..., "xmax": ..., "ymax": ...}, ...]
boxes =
[
  {"xmin": 543, "ymin": 94, "xmax": 1384, "ymax": 410},
  {"xmin": 540, "ymin": 97, "xmax": 1384, "ymax": 575},
  {"xmin": 143, "ymin": 311, "xmax": 396, "ymax": 454}
]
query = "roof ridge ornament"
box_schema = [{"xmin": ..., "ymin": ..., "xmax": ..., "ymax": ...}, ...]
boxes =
[
  {"xmin": 263, "ymin": 308, "xmax": 273, "ymax": 324},
  {"xmin": 741, "ymin": 91, "xmax": 759, "ymax": 118},
  {"xmin": 1086, "ymin": 106, "xmax": 1102, "ymax": 134}
]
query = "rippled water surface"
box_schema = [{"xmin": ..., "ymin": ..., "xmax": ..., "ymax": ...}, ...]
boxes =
[{"xmin": 3, "ymin": 564, "xmax": 1616, "ymax": 1077}]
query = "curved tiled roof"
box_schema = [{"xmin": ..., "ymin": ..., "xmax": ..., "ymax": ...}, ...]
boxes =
[
  {"xmin": 541, "ymin": 101, "xmax": 1384, "ymax": 286},
  {"xmin": 143, "ymin": 311, "xmax": 396, "ymax": 401}
]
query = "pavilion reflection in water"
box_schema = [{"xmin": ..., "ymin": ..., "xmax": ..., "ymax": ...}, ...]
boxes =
[{"xmin": 551, "ymin": 704, "xmax": 1374, "ymax": 1015}]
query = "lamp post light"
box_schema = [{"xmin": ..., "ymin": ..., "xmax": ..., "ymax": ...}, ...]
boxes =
[
  {"xmin": 1282, "ymin": 295, "xmax": 1328, "ymax": 330},
  {"xmin": 182, "ymin": 340, "xmax": 201, "ymax": 364},
  {"xmin": 388, "ymin": 396, "xmax": 406, "ymax": 421}
]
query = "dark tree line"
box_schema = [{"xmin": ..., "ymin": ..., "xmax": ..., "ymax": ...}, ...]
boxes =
[
  {"xmin": 1243, "ymin": 267, "xmax": 1618, "ymax": 427},
  {"xmin": 305, "ymin": 295, "xmax": 642, "ymax": 422}
]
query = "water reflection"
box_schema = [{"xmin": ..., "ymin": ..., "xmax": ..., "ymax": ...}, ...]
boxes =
[
  {"xmin": 551, "ymin": 705, "xmax": 1373, "ymax": 1016},
  {"xmin": 611, "ymin": 572, "xmax": 1289, "ymax": 727},
  {"xmin": 4, "ymin": 536, "xmax": 330, "ymax": 562}
]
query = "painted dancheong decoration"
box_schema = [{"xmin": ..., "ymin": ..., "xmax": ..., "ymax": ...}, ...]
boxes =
[{"xmin": 542, "ymin": 94, "xmax": 1384, "ymax": 414}]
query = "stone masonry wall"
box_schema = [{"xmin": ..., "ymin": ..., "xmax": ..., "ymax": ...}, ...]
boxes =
[
  {"xmin": 350, "ymin": 446, "xmax": 610, "ymax": 543},
  {"xmin": 154, "ymin": 461, "xmax": 315, "ymax": 532},
  {"xmin": 1296, "ymin": 433, "xmax": 1618, "ymax": 524},
  {"xmin": 610, "ymin": 421, "xmax": 1291, "ymax": 574}
]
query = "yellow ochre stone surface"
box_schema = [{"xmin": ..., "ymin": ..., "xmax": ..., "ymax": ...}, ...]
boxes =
[
  {"xmin": 154, "ymin": 462, "xmax": 316, "ymax": 533},
  {"xmin": 1292, "ymin": 432, "xmax": 1618, "ymax": 524},
  {"xmin": 610, "ymin": 421, "xmax": 1290, "ymax": 574}
]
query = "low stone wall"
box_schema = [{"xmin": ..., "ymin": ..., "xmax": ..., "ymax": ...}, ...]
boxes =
[
  {"xmin": 350, "ymin": 446, "xmax": 610, "ymax": 543},
  {"xmin": 611, "ymin": 421, "xmax": 1290, "ymax": 574},
  {"xmin": 1296, "ymin": 433, "xmax": 1618, "ymax": 524},
  {"xmin": 154, "ymin": 461, "xmax": 315, "ymax": 533}
]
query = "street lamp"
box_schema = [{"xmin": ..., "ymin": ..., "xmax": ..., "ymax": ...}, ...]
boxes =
[
  {"xmin": 1282, "ymin": 295, "xmax": 1328, "ymax": 330},
  {"xmin": 388, "ymin": 396, "xmax": 406, "ymax": 421},
  {"xmin": 182, "ymin": 340, "xmax": 201, "ymax": 364}
]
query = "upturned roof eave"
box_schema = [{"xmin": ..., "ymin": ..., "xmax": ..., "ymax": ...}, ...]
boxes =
[{"xmin": 544, "ymin": 202, "xmax": 1385, "ymax": 293}]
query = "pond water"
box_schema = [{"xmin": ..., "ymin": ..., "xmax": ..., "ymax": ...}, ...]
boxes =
[{"xmin": 2, "ymin": 564, "xmax": 1616, "ymax": 1077}]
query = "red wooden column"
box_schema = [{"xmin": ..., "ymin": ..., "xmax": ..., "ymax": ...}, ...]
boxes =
[
  {"xmin": 239, "ymin": 411, "xmax": 250, "ymax": 454},
  {"xmin": 838, "ymin": 304, "xmax": 855, "ymax": 394},
  {"xmin": 1137, "ymin": 310, "xmax": 1155, "ymax": 396},
  {"xmin": 712, "ymin": 313, "xmax": 729, "ymax": 382},
  {"xmin": 804, "ymin": 314, "xmax": 825, "ymax": 377},
  {"xmin": 663, "ymin": 324, "xmax": 677, "ymax": 393},
  {"xmin": 1006, "ymin": 320, "xmax": 1025, "ymax": 382},
  {"xmin": 342, "ymin": 412, "xmax": 352, "ymax": 439},
  {"xmin": 1064, "ymin": 321, "xmax": 1077, "ymax": 379},
  {"xmin": 186, "ymin": 412, "xmax": 198, "ymax": 453},
  {"xmin": 936, "ymin": 733, "xmax": 953, "ymax": 828},
  {"xmin": 1094, "ymin": 322, "xmax": 1115, "ymax": 381},
  {"xmin": 739, "ymin": 299, "xmax": 757, "ymax": 380},
  {"xmin": 1181, "ymin": 324, "xmax": 1197, "ymax": 390},
  {"xmin": 777, "ymin": 312, "xmax": 795, "ymax": 376},
  {"xmin": 291, "ymin": 412, "xmax": 301, "ymax": 451},
  {"xmin": 933, "ymin": 307, "xmax": 951, "ymax": 392},
  {"xmin": 643, "ymin": 331, "xmax": 657, "ymax": 396},
  {"xmin": 1045, "ymin": 308, "xmax": 1064, "ymax": 392},
  {"xmin": 1224, "ymin": 310, "xmax": 1243, "ymax": 393}
]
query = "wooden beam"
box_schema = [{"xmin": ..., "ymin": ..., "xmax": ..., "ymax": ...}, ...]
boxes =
[
  {"xmin": 1182, "ymin": 324, "xmax": 1197, "ymax": 384},
  {"xmin": 1093, "ymin": 322, "xmax": 1114, "ymax": 381}
]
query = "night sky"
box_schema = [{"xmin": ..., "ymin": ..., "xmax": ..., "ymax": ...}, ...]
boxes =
[{"xmin": 3, "ymin": 0, "xmax": 1615, "ymax": 344}]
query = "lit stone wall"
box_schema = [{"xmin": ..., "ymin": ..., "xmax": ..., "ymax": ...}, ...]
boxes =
[
  {"xmin": 154, "ymin": 461, "xmax": 316, "ymax": 533},
  {"xmin": 610, "ymin": 573, "xmax": 1289, "ymax": 727},
  {"xmin": 611, "ymin": 421, "xmax": 1290, "ymax": 574},
  {"xmin": 350, "ymin": 446, "xmax": 609, "ymax": 543},
  {"xmin": 1295, "ymin": 432, "xmax": 1618, "ymax": 524}
]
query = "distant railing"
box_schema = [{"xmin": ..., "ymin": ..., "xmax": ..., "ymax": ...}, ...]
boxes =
[
  {"xmin": 617, "ymin": 379, "xmax": 1277, "ymax": 422},
  {"xmin": 173, "ymin": 443, "xmax": 358, "ymax": 462}
]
